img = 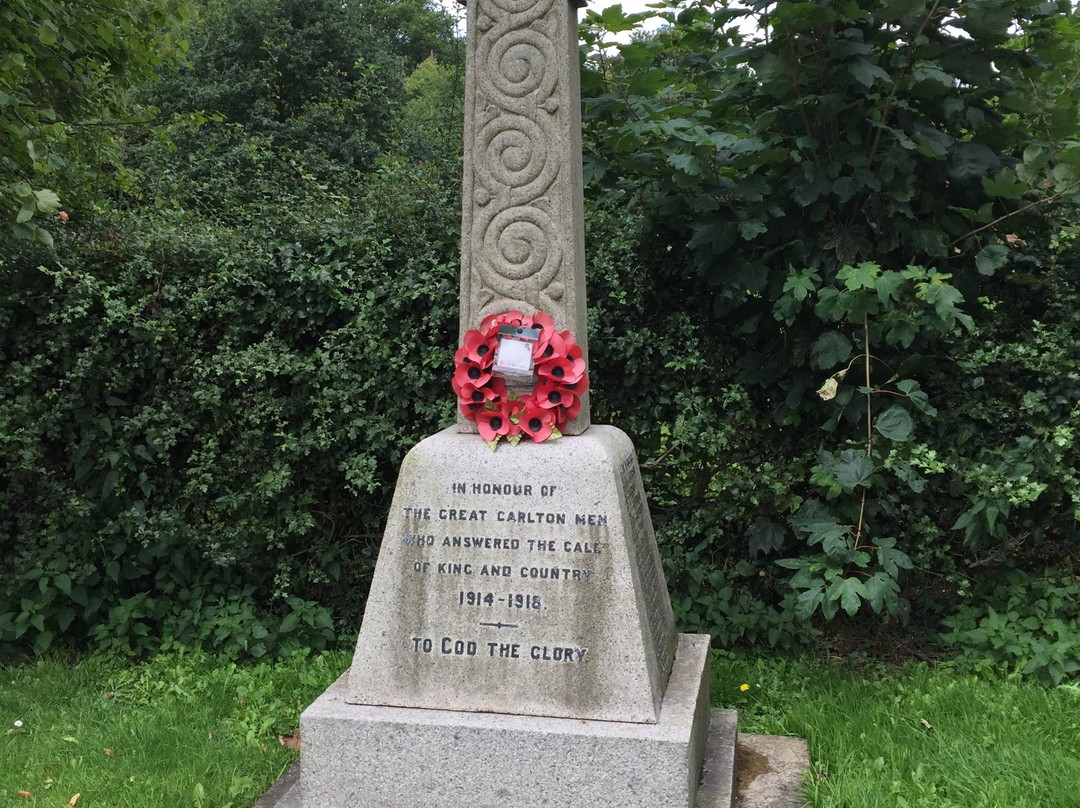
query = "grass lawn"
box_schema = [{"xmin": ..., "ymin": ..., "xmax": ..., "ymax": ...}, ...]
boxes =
[{"xmin": 2, "ymin": 647, "xmax": 1078, "ymax": 807}]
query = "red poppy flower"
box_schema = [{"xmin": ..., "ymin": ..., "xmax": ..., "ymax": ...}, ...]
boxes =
[
  {"xmin": 476, "ymin": 401, "xmax": 522, "ymax": 442},
  {"xmin": 537, "ymin": 355, "xmax": 586, "ymax": 386},
  {"xmin": 458, "ymin": 329, "xmax": 496, "ymax": 367},
  {"xmin": 519, "ymin": 403, "xmax": 555, "ymax": 443},
  {"xmin": 534, "ymin": 379, "xmax": 572, "ymax": 410},
  {"xmin": 564, "ymin": 371, "xmax": 589, "ymax": 396},
  {"xmin": 453, "ymin": 361, "xmax": 492, "ymax": 393},
  {"xmin": 535, "ymin": 330, "xmax": 567, "ymax": 362},
  {"xmin": 528, "ymin": 311, "xmax": 556, "ymax": 356},
  {"xmin": 560, "ymin": 392, "xmax": 583, "ymax": 422},
  {"xmin": 490, "ymin": 310, "xmax": 526, "ymax": 332},
  {"xmin": 457, "ymin": 381, "xmax": 498, "ymax": 408}
]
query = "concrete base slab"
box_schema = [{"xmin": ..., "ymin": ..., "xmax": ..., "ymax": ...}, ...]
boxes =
[
  {"xmin": 299, "ymin": 633, "xmax": 710, "ymax": 808},
  {"xmin": 735, "ymin": 735, "xmax": 810, "ymax": 808},
  {"xmin": 254, "ymin": 708, "xmax": 743, "ymax": 808}
]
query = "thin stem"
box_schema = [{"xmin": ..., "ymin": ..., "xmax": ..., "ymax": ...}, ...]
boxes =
[
  {"xmin": 855, "ymin": 312, "xmax": 872, "ymax": 544},
  {"xmin": 864, "ymin": 314, "xmax": 872, "ymax": 459},
  {"xmin": 947, "ymin": 179, "xmax": 1080, "ymax": 247}
]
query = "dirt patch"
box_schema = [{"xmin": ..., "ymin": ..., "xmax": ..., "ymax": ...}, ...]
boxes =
[{"xmin": 736, "ymin": 739, "xmax": 773, "ymax": 792}]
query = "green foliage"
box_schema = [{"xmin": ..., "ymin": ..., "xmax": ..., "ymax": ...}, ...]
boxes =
[
  {"xmin": 0, "ymin": 0, "xmax": 193, "ymax": 243},
  {"xmin": 0, "ymin": 144, "xmax": 460, "ymax": 657},
  {"xmin": 941, "ymin": 571, "xmax": 1080, "ymax": 686},
  {"xmin": 0, "ymin": 0, "xmax": 463, "ymax": 658},
  {"xmin": 148, "ymin": 0, "xmax": 457, "ymax": 175},
  {"xmin": 580, "ymin": 0, "xmax": 1080, "ymax": 650}
]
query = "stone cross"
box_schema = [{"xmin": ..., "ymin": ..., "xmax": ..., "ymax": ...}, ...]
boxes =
[{"xmin": 458, "ymin": 0, "xmax": 590, "ymax": 434}]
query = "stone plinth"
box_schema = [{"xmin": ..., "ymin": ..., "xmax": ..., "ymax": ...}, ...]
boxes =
[
  {"xmin": 301, "ymin": 634, "xmax": 713, "ymax": 808},
  {"xmin": 347, "ymin": 425, "xmax": 677, "ymax": 724}
]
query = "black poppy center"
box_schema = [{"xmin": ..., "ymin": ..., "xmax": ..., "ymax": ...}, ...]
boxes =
[
  {"xmin": 548, "ymin": 390, "xmax": 562, "ymax": 405},
  {"xmin": 471, "ymin": 390, "xmax": 484, "ymax": 402},
  {"xmin": 468, "ymin": 366, "xmax": 482, "ymax": 380},
  {"xmin": 477, "ymin": 344, "xmax": 489, "ymax": 356},
  {"xmin": 490, "ymin": 416, "xmax": 503, "ymax": 430},
  {"xmin": 551, "ymin": 365, "xmax": 565, "ymax": 379},
  {"xmin": 543, "ymin": 345, "xmax": 555, "ymax": 358},
  {"xmin": 529, "ymin": 417, "xmax": 542, "ymax": 431}
]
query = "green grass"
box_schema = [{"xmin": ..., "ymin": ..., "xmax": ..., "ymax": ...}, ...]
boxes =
[
  {"xmin": 0, "ymin": 648, "xmax": 350, "ymax": 808},
  {"xmin": 3, "ymin": 648, "xmax": 1079, "ymax": 807},
  {"xmin": 711, "ymin": 652, "xmax": 1080, "ymax": 808}
]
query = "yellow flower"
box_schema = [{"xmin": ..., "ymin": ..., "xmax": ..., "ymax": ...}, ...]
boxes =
[{"xmin": 740, "ymin": 683, "xmax": 751, "ymax": 692}]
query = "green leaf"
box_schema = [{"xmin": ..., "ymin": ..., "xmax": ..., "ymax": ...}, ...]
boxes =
[
  {"xmin": 55, "ymin": 573, "xmax": 72, "ymax": 597},
  {"xmin": 919, "ymin": 280, "xmax": 964, "ymax": 320},
  {"xmin": 795, "ymin": 586, "xmax": 825, "ymax": 620},
  {"xmin": 948, "ymin": 142, "xmax": 999, "ymax": 182},
  {"xmin": 908, "ymin": 227, "xmax": 948, "ymax": 257},
  {"xmin": 890, "ymin": 460, "xmax": 927, "ymax": 493},
  {"xmin": 746, "ymin": 517, "xmax": 786, "ymax": 557},
  {"xmin": 280, "ymin": 611, "xmax": 300, "ymax": 634},
  {"xmin": 101, "ymin": 469, "xmax": 119, "ymax": 500},
  {"xmin": 34, "ymin": 188, "xmax": 61, "ymax": 212},
  {"xmin": 874, "ymin": 271, "xmax": 905, "ymax": 306},
  {"xmin": 849, "ymin": 58, "xmax": 890, "ymax": 87},
  {"xmin": 877, "ymin": 542, "xmax": 913, "ymax": 579},
  {"xmin": 880, "ymin": 0, "xmax": 927, "ymax": 20},
  {"xmin": 911, "ymin": 61, "xmax": 954, "ymax": 89},
  {"xmin": 865, "ymin": 572, "xmax": 900, "ymax": 614},
  {"xmin": 896, "ymin": 379, "xmax": 937, "ymax": 416},
  {"xmin": 829, "ymin": 576, "xmax": 868, "ymax": 617},
  {"xmin": 975, "ymin": 244, "xmax": 1009, "ymax": 276},
  {"xmin": 821, "ymin": 529, "xmax": 854, "ymax": 563},
  {"xmin": 666, "ymin": 151, "xmax": 707, "ymax": 177},
  {"xmin": 874, "ymin": 405, "xmax": 915, "ymax": 442},
  {"xmin": 838, "ymin": 261, "xmax": 879, "ymax": 290},
  {"xmin": 37, "ymin": 22, "xmax": 59, "ymax": 46},
  {"xmin": 834, "ymin": 450, "xmax": 874, "ymax": 489},
  {"xmin": 737, "ymin": 219, "xmax": 768, "ymax": 240},
  {"xmin": 811, "ymin": 331, "xmax": 852, "ymax": 370},
  {"xmin": 982, "ymin": 169, "xmax": 1028, "ymax": 199},
  {"xmin": 783, "ymin": 269, "xmax": 820, "ymax": 302},
  {"xmin": 618, "ymin": 41, "xmax": 655, "ymax": 70}
]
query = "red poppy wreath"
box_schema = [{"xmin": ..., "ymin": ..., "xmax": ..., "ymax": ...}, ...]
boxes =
[{"xmin": 453, "ymin": 310, "xmax": 588, "ymax": 449}]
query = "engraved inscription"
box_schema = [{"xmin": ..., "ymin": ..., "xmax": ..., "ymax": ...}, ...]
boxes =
[{"xmin": 394, "ymin": 476, "xmax": 608, "ymax": 674}]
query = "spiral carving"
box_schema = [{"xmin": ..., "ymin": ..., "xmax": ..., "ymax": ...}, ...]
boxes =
[
  {"xmin": 484, "ymin": 205, "xmax": 561, "ymax": 287},
  {"xmin": 468, "ymin": 0, "xmax": 566, "ymax": 325}
]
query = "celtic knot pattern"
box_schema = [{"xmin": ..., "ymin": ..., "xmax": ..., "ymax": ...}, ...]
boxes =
[{"xmin": 466, "ymin": 0, "xmax": 569, "ymax": 325}]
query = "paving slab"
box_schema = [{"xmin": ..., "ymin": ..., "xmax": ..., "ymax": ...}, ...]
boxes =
[{"xmin": 735, "ymin": 734, "xmax": 810, "ymax": 808}]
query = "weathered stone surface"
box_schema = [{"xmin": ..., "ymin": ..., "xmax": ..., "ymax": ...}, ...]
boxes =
[
  {"xmin": 735, "ymin": 735, "xmax": 811, "ymax": 808},
  {"xmin": 458, "ymin": 0, "xmax": 590, "ymax": 434},
  {"xmin": 698, "ymin": 710, "xmax": 739, "ymax": 808},
  {"xmin": 254, "ymin": 706, "xmax": 749, "ymax": 808},
  {"xmin": 304, "ymin": 634, "xmax": 711, "ymax": 808},
  {"xmin": 346, "ymin": 425, "xmax": 677, "ymax": 723}
]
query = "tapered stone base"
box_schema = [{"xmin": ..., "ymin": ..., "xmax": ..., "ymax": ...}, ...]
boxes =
[
  {"xmin": 347, "ymin": 426, "xmax": 677, "ymax": 724},
  {"xmin": 297, "ymin": 634, "xmax": 713, "ymax": 808}
]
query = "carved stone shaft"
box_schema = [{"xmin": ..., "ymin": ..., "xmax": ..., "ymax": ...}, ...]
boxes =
[{"xmin": 459, "ymin": 0, "xmax": 590, "ymax": 434}]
